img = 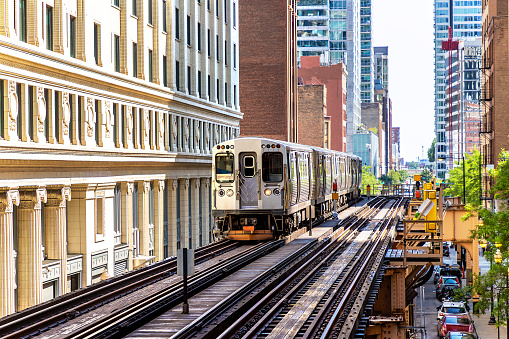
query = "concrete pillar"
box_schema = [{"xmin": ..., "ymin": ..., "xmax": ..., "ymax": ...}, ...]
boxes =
[
  {"xmin": 390, "ymin": 266, "xmax": 406, "ymax": 316},
  {"xmin": 138, "ymin": 181, "xmax": 150, "ymax": 255},
  {"xmin": 154, "ymin": 180, "xmax": 165, "ymax": 261},
  {"xmin": 167, "ymin": 179, "xmax": 179, "ymax": 256},
  {"xmin": 122, "ymin": 182, "xmax": 134, "ymax": 269},
  {"xmin": 17, "ymin": 188, "xmax": 47, "ymax": 311},
  {"xmin": 201, "ymin": 178, "xmax": 211, "ymax": 245},
  {"xmin": 180, "ymin": 179, "xmax": 190, "ymax": 249},
  {"xmin": 44, "ymin": 187, "xmax": 71, "ymax": 295},
  {"xmin": 191, "ymin": 178, "xmax": 200, "ymax": 249},
  {"xmin": 0, "ymin": 190, "xmax": 20, "ymax": 317}
]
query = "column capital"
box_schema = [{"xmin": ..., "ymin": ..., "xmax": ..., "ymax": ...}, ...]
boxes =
[
  {"xmin": 46, "ymin": 186, "xmax": 71, "ymax": 207},
  {"xmin": 204, "ymin": 178, "xmax": 210, "ymax": 188},
  {"xmin": 172, "ymin": 179, "xmax": 178, "ymax": 190},
  {"xmin": 19, "ymin": 188, "xmax": 47, "ymax": 210},
  {"xmin": 184, "ymin": 179, "xmax": 189, "ymax": 190},
  {"xmin": 143, "ymin": 181, "xmax": 151, "ymax": 193},
  {"xmin": 195, "ymin": 178, "xmax": 201, "ymax": 189},
  {"xmin": 0, "ymin": 189, "xmax": 20, "ymax": 213},
  {"xmin": 126, "ymin": 182, "xmax": 135, "ymax": 195},
  {"xmin": 158, "ymin": 180, "xmax": 165, "ymax": 192}
]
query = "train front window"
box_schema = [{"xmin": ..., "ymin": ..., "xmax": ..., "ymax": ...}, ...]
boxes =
[
  {"xmin": 216, "ymin": 153, "xmax": 235, "ymax": 182},
  {"xmin": 262, "ymin": 152, "xmax": 283, "ymax": 182}
]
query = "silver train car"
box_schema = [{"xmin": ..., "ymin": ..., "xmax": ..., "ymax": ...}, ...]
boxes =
[{"xmin": 212, "ymin": 137, "xmax": 362, "ymax": 241}]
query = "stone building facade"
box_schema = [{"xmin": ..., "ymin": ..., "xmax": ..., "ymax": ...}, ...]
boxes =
[{"xmin": 0, "ymin": 0, "xmax": 240, "ymax": 316}]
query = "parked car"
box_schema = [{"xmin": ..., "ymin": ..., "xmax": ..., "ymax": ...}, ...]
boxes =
[
  {"xmin": 437, "ymin": 276, "xmax": 461, "ymax": 301},
  {"xmin": 435, "ymin": 265, "xmax": 462, "ymax": 284},
  {"xmin": 437, "ymin": 301, "xmax": 470, "ymax": 322},
  {"xmin": 444, "ymin": 331, "xmax": 478, "ymax": 339},
  {"xmin": 438, "ymin": 315, "xmax": 475, "ymax": 338}
]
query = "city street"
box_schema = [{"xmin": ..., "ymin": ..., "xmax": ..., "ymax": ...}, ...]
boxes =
[{"xmin": 415, "ymin": 245, "xmax": 506, "ymax": 339}]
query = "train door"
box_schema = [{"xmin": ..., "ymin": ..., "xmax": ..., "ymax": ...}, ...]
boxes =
[
  {"xmin": 239, "ymin": 153, "xmax": 258, "ymax": 209},
  {"xmin": 289, "ymin": 152, "xmax": 299, "ymax": 205}
]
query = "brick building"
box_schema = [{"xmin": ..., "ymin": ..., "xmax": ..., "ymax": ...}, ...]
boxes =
[
  {"xmin": 480, "ymin": 0, "xmax": 508, "ymax": 205},
  {"xmin": 297, "ymin": 85, "xmax": 330, "ymax": 148},
  {"xmin": 298, "ymin": 56, "xmax": 347, "ymax": 152},
  {"xmin": 239, "ymin": 0, "xmax": 298, "ymax": 142}
]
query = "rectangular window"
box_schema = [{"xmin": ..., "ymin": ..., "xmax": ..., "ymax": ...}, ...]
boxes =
[
  {"xmin": 19, "ymin": 0, "xmax": 27, "ymax": 42},
  {"xmin": 216, "ymin": 0, "xmax": 219, "ymax": 16},
  {"xmin": 176, "ymin": 61, "xmax": 180, "ymax": 91},
  {"xmin": 187, "ymin": 66, "xmax": 191, "ymax": 94},
  {"xmin": 187, "ymin": 15, "xmax": 191, "ymax": 46},
  {"xmin": 70, "ymin": 16, "xmax": 76, "ymax": 58},
  {"xmin": 133, "ymin": 0, "xmax": 137, "ymax": 16},
  {"xmin": 148, "ymin": 49, "xmax": 153, "ymax": 82},
  {"xmin": 216, "ymin": 35, "xmax": 219, "ymax": 61},
  {"xmin": 233, "ymin": 43, "xmax": 236, "ymax": 68},
  {"xmin": 114, "ymin": 184, "xmax": 121, "ymax": 245},
  {"xmin": 207, "ymin": 29, "xmax": 211, "ymax": 56},
  {"xmin": 207, "ymin": 0, "xmax": 210, "ymax": 11},
  {"xmin": 197, "ymin": 71, "xmax": 202, "ymax": 97},
  {"xmin": 113, "ymin": 0, "xmax": 120, "ymax": 6},
  {"xmin": 233, "ymin": 2, "xmax": 236, "ymax": 27},
  {"xmin": 224, "ymin": 0, "xmax": 227, "ymax": 23},
  {"xmin": 149, "ymin": 182, "xmax": 155, "ymax": 225},
  {"xmin": 175, "ymin": 8, "xmax": 179, "ymax": 39},
  {"xmin": 148, "ymin": 0, "xmax": 153, "ymax": 24},
  {"xmin": 162, "ymin": 0, "xmax": 167, "ymax": 32},
  {"xmin": 224, "ymin": 82, "xmax": 227, "ymax": 104},
  {"xmin": 96, "ymin": 196, "xmax": 104, "ymax": 237},
  {"xmin": 233, "ymin": 85, "xmax": 236, "ymax": 107},
  {"xmin": 94, "ymin": 24, "xmax": 100, "ymax": 65},
  {"xmin": 216, "ymin": 79, "xmax": 219, "ymax": 101},
  {"xmin": 208, "ymin": 75, "xmax": 211, "ymax": 99},
  {"xmin": 114, "ymin": 35, "xmax": 120, "ymax": 72},
  {"xmin": 46, "ymin": 6, "xmax": 53, "ymax": 50},
  {"xmin": 215, "ymin": 154, "xmax": 235, "ymax": 182},
  {"xmin": 163, "ymin": 55, "xmax": 167, "ymax": 87},
  {"xmin": 224, "ymin": 41, "xmax": 227, "ymax": 65},
  {"xmin": 133, "ymin": 42, "xmax": 137, "ymax": 77},
  {"xmin": 262, "ymin": 153, "xmax": 283, "ymax": 182},
  {"xmin": 197, "ymin": 22, "xmax": 201, "ymax": 51}
]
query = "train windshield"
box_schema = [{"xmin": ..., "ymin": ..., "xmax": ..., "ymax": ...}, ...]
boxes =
[
  {"xmin": 215, "ymin": 153, "xmax": 235, "ymax": 182},
  {"xmin": 262, "ymin": 152, "xmax": 283, "ymax": 182}
]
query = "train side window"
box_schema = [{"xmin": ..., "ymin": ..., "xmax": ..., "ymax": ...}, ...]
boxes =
[
  {"xmin": 262, "ymin": 152, "xmax": 283, "ymax": 182},
  {"xmin": 215, "ymin": 153, "xmax": 235, "ymax": 182},
  {"xmin": 243, "ymin": 155, "xmax": 256, "ymax": 177}
]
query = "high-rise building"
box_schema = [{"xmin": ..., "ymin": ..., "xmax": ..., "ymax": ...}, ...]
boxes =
[
  {"xmin": 374, "ymin": 46, "xmax": 388, "ymax": 92},
  {"xmin": 0, "ymin": 0, "xmax": 240, "ymax": 315},
  {"xmin": 433, "ymin": 0, "xmax": 482, "ymax": 179},
  {"xmin": 239, "ymin": 0, "xmax": 298, "ymax": 142},
  {"xmin": 480, "ymin": 0, "xmax": 508, "ymax": 207},
  {"xmin": 297, "ymin": 0, "xmax": 361, "ymax": 152},
  {"xmin": 360, "ymin": 0, "xmax": 374, "ymax": 103}
]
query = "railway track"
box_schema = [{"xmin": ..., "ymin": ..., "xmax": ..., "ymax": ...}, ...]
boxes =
[
  {"xmin": 0, "ymin": 240, "xmax": 241, "ymax": 339},
  {"xmin": 170, "ymin": 197, "xmax": 405, "ymax": 339}
]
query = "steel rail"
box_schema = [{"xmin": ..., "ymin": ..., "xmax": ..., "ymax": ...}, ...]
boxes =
[
  {"xmin": 0, "ymin": 240, "xmax": 240, "ymax": 339},
  {"xmin": 216, "ymin": 199, "xmax": 388, "ymax": 339},
  {"xmin": 60, "ymin": 241, "xmax": 284, "ymax": 339}
]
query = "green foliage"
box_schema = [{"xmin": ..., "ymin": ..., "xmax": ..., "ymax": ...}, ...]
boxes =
[
  {"xmin": 408, "ymin": 161, "xmax": 419, "ymax": 169},
  {"xmin": 428, "ymin": 138, "xmax": 436, "ymax": 163},
  {"xmin": 491, "ymin": 150, "xmax": 509, "ymax": 201},
  {"xmin": 399, "ymin": 170, "xmax": 409, "ymax": 183},
  {"xmin": 420, "ymin": 167, "xmax": 433, "ymax": 183},
  {"xmin": 362, "ymin": 165, "xmax": 380, "ymax": 187},
  {"xmin": 444, "ymin": 150, "xmax": 481, "ymax": 206}
]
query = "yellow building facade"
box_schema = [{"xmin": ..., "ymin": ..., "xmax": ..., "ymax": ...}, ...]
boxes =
[{"xmin": 0, "ymin": 0, "xmax": 240, "ymax": 316}]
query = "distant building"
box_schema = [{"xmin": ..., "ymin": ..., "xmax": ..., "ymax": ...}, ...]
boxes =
[
  {"xmin": 297, "ymin": 84, "xmax": 331, "ymax": 149},
  {"xmin": 360, "ymin": 0, "xmax": 374, "ymax": 103},
  {"xmin": 299, "ymin": 56, "xmax": 347, "ymax": 152},
  {"xmin": 361, "ymin": 102, "xmax": 383, "ymax": 175},
  {"xmin": 374, "ymin": 46, "xmax": 388, "ymax": 92},
  {"xmin": 239, "ymin": 0, "xmax": 298, "ymax": 142},
  {"xmin": 374, "ymin": 87, "xmax": 392, "ymax": 175},
  {"xmin": 353, "ymin": 131, "xmax": 379, "ymax": 177},
  {"xmin": 392, "ymin": 127, "xmax": 401, "ymax": 170}
]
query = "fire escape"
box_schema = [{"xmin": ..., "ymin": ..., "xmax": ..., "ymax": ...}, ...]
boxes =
[{"xmin": 479, "ymin": 19, "xmax": 493, "ymax": 207}]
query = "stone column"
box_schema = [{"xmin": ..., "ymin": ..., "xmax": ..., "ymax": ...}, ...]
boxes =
[
  {"xmin": 179, "ymin": 179, "xmax": 190, "ymax": 249},
  {"xmin": 122, "ymin": 182, "xmax": 134, "ymax": 268},
  {"xmin": 201, "ymin": 178, "xmax": 211, "ymax": 245},
  {"xmin": 191, "ymin": 178, "xmax": 200, "ymax": 249},
  {"xmin": 138, "ymin": 181, "xmax": 150, "ymax": 255},
  {"xmin": 17, "ymin": 188, "xmax": 47, "ymax": 311},
  {"xmin": 167, "ymin": 179, "xmax": 178, "ymax": 257},
  {"xmin": 154, "ymin": 180, "xmax": 164, "ymax": 261},
  {"xmin": 44, "ymin": 187, "xmax": 70, "ymax": 295},
  {"xmin": 0, "ymin": 190, "xmax": 20, "ymax": 317}
]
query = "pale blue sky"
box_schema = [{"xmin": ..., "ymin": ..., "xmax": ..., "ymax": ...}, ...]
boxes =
[{"xmin": 372, "ymin": 0, "xmax": 435, "ymax": 162}]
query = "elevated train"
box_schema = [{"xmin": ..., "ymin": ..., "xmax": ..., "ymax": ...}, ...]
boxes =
[{"xmin": 212, "ymin": 137, "xmax": 362, "ymax": 241}]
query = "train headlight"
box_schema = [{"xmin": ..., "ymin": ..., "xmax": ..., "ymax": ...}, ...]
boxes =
[
  {"xmin": 218, "ymin": 189, "xmax": 225, "ymax": 197},
  {"xmin": 226, "ymin": 189, "xmax": 234, "ymax": 197},
  {"xmin": 273, "ymin": 188, "xmax": 281, "ymax": 196},
  {"xmin": 263, "ymin": 188, "xmax": 272, "ymax": 196}
]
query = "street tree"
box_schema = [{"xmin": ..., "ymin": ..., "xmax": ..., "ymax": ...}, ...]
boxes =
[
  {"xmin": 428, "ymin": 138, "xmax": 436, "ymax": 163},
  {"xmin": 443, "ymin": 150, "xmax": 481, "ymax": 206}
]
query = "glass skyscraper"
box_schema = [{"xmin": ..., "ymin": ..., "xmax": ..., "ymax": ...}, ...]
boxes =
[
  {"xmin": 297, "ymin": 0, "xmax": 362, "ymax": 152},
  {"xmin": 434, "ymin": 0, "xmax": 481, "ymax": 179},
  {"xmin": 360, "ymin": 0, "xmax": 373, "ymax": 103}
]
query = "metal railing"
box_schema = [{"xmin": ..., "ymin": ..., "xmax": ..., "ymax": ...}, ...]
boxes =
[{"xmin": 361, "ymin": 184, "xmax": 415, "ymax": 198}]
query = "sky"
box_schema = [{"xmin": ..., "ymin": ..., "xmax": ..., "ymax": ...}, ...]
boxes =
[{"xmin": 372, "ymin": 0, "xmax": 436, "ymax": 162}]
